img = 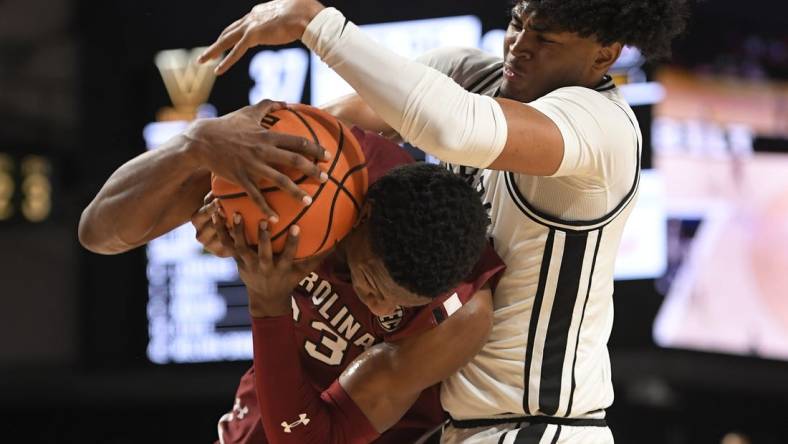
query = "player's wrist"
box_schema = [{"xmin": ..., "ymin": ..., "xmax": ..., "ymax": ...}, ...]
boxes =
[
  {"xmin": 249, "ymin": 303, "xmax": 291, "ymax": 318},
  {"xmin": 295, "ymin": 0, "xmax": 326, "ymax": 37},
  {"xmin": 180, "ymin": 120, "xmax": 214, "ymax": 170},
  {"xmin": 248, "ymin": 290, "xmax": 292, "ymax": 318}
]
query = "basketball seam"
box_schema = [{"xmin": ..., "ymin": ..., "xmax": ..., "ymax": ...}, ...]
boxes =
[
  {"xmin": 269, "ymin": 117, "xmax": 346, "ymax": 243},
  {"xmin": 314, "ymin": 161, "xmax": 369, "ymax": 254},
  {"xmin": 327, "ymin": 162, "xmax": 367, "ymax": 213},
  {"xmin": 286, "ymin": 108, "xmax": 320, "ymax": 145}
]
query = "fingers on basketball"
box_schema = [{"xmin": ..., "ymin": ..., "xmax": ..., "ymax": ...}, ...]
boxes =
[{"xmin": 210, "ymin": 105, "xmax": 367, "ymax": 259}]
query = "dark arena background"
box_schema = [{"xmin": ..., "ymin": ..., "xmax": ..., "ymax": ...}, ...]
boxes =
[{"xmin": 1, "ymin": 0, "xmax": 788, "ymax": 442}]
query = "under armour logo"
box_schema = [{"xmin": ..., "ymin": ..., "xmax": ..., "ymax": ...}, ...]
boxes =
[
  {"xmin": 281, "ymin": 413, "xmax": 310, "ymax": 433},
  {"xmin": 232, "ymin": 398, "xmax": 249, "ymax": 420}
]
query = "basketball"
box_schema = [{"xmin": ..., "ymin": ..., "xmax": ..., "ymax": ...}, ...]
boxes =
[{"xmin": 210, "ymin": 104, "xmax": 367, "ymax": 259}]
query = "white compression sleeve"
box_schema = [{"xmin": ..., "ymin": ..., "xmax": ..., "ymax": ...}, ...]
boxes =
[{"xmin": 303, "ymin": 8, "xmax": 508, "ymax": 169}]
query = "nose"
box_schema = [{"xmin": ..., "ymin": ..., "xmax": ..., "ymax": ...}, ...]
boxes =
[
  {"xmin": 355, "ymin": 287, "xmax": 385, "ymax": 311},
  {"xmin": 508, "ymin": 29, "xmax": 534, "ymax": 60}
]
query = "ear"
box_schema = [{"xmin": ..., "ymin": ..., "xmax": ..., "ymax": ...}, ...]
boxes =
[
  {"xmin": 593, "ymin": 42, "xmax": 623, "ymax": 73},
  {"xmin": 370, "ymin": 292, "xmax": 399, "ymax": 317}
]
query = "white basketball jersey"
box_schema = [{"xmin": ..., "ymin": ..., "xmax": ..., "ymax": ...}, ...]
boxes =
[{"xmin": 416, "ymin": 48, "xmax": 642, "ymax": 420}]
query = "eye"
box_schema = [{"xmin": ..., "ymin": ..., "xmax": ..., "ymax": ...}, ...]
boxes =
[
  {"xmin": 537, "ymin": 35, "xmax": 556, "ymax": 44},
  {"xmin": 509, "ymin": 19, "xmax": 523, "ymax": 31}
]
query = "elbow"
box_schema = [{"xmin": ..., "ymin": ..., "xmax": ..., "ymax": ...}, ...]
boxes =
[
  {"xmin": 78, "ymin": 205, "xmax": 124, "ymax": 255},
  {"xmin": 409, "ymin": 123, "xmax": 463, "ymax": 157},
  {"xmin": 78, "ymin": 205, "xmax": 96, "ymax": 250},
  {"xmin": 404, "ymin": 100, "xmax": 476, "ymax": 163},
  {"xmin": 405, "ymin": 91, "xmax": 505, "ymax": 168},
  {"xmin": 78, "ymin": 206, "xmax": 104, "ymax": 254},
  {"xmin": 435, "ymin": 128, "xmax": 468, "ymax": 155}
]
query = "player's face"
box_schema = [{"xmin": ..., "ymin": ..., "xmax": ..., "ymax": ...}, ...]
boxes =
[
  {"xmin": 344, "ymin": 226, "xmax": 432, "ymax": 317},
  {"xmin": 500, "ymin": 4, "xmax": 606, "ymax": 102}
]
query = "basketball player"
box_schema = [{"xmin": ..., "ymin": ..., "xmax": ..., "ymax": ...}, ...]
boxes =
[
  {"xmin": 198, "ymin": 0, "xmax": 690, "ymax": 442},
  {"xmin": 208, "ymin": 161, "xmax": 505, "ymax": 444},
  {"xmin": 79, "ymin": 108, "xmax": 505, "ymax": 443}
]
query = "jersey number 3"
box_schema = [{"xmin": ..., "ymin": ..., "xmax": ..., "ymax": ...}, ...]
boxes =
[{"xmin": 304, "ymin": 321, "xmax": 348, "ymax": 366}]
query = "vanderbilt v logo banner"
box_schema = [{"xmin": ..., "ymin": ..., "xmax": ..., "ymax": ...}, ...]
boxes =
[{"xmin": 154, "ymin": 47, "xmax": 219, "ymax": 121}]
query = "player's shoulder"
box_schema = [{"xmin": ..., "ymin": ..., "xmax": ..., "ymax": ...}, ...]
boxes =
[
  {"xmin": 415, "ymin": 46, "xmax": 493, "ymax": 65},
  {"xmin": 351, "ymin": 127, "xmax": 415, "ymax": 184},
  {"xmin": 531, "ymin": 84, "xmax": 637, "ymax": 135},
  {"xmin": 416, "ymin": 47, "xmax": 502, "ymax": 81},
  {"xmin": 534, "ymin": 83, "xmax": 630, "ymax": 115},
  {"xmin": 535, "ymin": 85, "xmax": 613, "ymax": 105}
]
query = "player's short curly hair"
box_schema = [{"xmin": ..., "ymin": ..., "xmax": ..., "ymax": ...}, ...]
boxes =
[
  {"xmin": 366, "ymin": 163, "xmax": 490, "ymax": 298},
  {"xmin": 517, "ymin": 0, "xmax": 691, "ymax": 60}
]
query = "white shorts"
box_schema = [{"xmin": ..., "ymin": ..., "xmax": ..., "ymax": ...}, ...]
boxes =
[{"xmin": 441, "ymin": 421, "xmax": 614, "ymax": 444}]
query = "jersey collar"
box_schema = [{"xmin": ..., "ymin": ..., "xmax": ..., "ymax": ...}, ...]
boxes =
[{"xmin": 595, "ymin": 75, "xmax": 616, "ymax": 92}]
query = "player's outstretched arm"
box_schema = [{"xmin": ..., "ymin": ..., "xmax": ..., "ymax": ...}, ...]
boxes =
[
  {"xmin": 78, "ymin": 133, "xmax": 211, "ymax": 254},
  {"xmin": 78, "ymin": 100, "xmax": 328, "ymax": 255},
  {"xmin": 201, "ymin": 3, "xmax": 630, "ymax": 176},
  {"xmin": 302, "ymin": 8, "xmax": 569, "ymax": 175},
  {"xmin": 197, "ymin": 2, "xmax": 567, "ymax": 175}
]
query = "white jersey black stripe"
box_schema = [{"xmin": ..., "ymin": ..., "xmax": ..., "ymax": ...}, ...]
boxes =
[
  {"xmin": 495, "ymin": 423, "xmax": 522, "ymax": 444},
  {"xmin": 418, "ymin": 48, "xmax": 638, "ymax": 443},
  {"xmin": 472, "ymin": 69, "xmax": 504, "ymax": 95},
  {"xmin": 537, "ymin": 231, "xmax": 591, "ymax": 415},
  {"xmin": 521, "ymin": 228, "xmax": 605, "ymax": 417},
  {"xmin": 512, "ymin": 423, "xmax": 562, "ymax": 444},
  {"xmin": 522, "ymin": 229, "xmax": 556, "ymax": 415},
  {"xmin": 465, "ymin": 61, "xmax": 504, "ymax": 94},
  {"xmin": 565, "ymin": 229, "xmax": 603, "ymax": 416},
  {"xmin": 513, "ymin": 423, "xmax": 548, "ymax": 444}
]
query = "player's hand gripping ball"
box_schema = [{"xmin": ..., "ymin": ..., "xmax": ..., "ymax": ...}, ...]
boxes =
[{"xmin": 211, "ymin": 104, "xmax": 368, "ymax": 259}]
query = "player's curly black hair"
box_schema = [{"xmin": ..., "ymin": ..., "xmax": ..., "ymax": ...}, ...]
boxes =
[
  {"xmin": 516, "ymin": 0, "xmax": 691, "ymax": 60},
  {"xmin": 366, "ymin": 163, "xmax": 490, "ymax": 299}
]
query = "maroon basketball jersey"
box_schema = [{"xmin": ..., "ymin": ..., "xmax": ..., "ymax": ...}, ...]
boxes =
[{"xmin": 217, "ymin": 129, "xmax": 505, "ymax": 444}]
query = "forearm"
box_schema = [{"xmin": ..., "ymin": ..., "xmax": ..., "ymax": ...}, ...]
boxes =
[
  {"xmin": 79, "ymin": 133, "xmax": 209, "ymax": 254},
  {"xmin": 252, "ymin": 316, "xmax": 379, "ymax": 444},
  {"xmin": 303, "ymin": 8, "xmax": 507, "ymax": 168}
]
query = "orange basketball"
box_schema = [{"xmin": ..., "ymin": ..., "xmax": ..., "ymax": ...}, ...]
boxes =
[{"xmin": 211, "ymin": 104, "xmax": 368, "ymax": 259}]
